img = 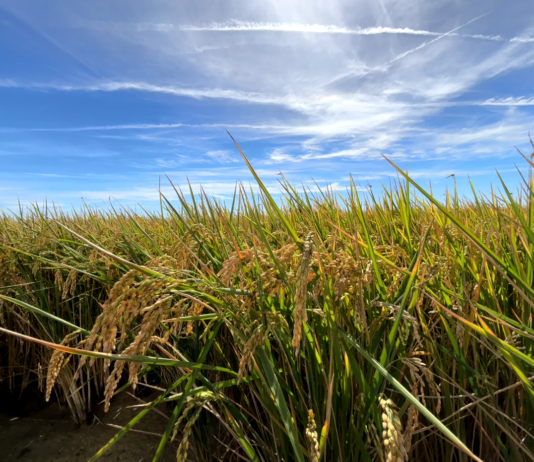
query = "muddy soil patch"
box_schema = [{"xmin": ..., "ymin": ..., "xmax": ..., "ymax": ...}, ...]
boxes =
[{"xmin": 0, "ymin": 391, "xmax": 178, "ymax": 462}]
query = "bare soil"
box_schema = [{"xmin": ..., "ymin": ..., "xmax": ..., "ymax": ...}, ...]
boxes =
[{"xmin": 0, "ymin": 392, "xmax": 178, "ymax": 462}]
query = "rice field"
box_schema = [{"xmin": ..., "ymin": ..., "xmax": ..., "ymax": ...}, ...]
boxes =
[{"xmin": 1, "ymin": 140, "xmax": 534, "ymax": 461}]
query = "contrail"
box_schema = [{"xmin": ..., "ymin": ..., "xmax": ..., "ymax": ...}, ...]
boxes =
[
  {"xmin": 178, "ymin": 20, "xmax": 502, "ymax": 41},
  {"xmin": 510, "ymin": 37, "xmax": 534, "ymax": 43},
  {"xmin": 180, "ymin": 21, "xmax": 442, "ymax": 36},
  {"xmin": 479, "ymin": 97, "xmax": 534, "ymax": 106},
  {"xmin": 389, "ymin": 12, "xmax": 493, "ymax": 63}
]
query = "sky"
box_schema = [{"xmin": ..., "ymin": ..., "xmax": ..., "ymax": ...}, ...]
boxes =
[{"xmin": 0, "ymin": 0, "xmax": 533, "ymax": 210}]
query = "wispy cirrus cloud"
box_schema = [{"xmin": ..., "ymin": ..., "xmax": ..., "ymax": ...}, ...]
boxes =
[
  {"xmin": 0, "ymin": 120, "xmax": 288, "ymax": 133},
  {"xmin": 3, "ymin": 78, "xmax": 534, "ymax": 117},
  {"xmin": 0, "ymin": 81, "xmax": 288, "ymax": 106},
  {"xmin": 432, "ymin": 120, "xmax": 533, "ymax": 148},
  {"xmin": 4, "ymin": 93, "xmax": 534, "ymax": 135},
  {"xmin": 75, "ymin": 182, "xmax": 283, "ymax": 202},
  {"xmin": 205, "ymin": 150, "xmax": 239, "ymax": 163}
]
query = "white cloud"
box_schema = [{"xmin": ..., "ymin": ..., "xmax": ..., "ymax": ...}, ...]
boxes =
[
  {"xmin": 26, "ymin": 173, "xmax": 76, "ymax": 178},
  {"xmin": 53, "ymin": 15, "xmax": 532, "ymax": 160},
  {"xmin": 75, "ymin": 181, "xmax": 283, "ymax": 202},
  {"xmin": 38, "ymin": 82, "xmax": 289, "ymax": 106},
  {"xmin": 464, "ymin": 34, "xmax": 502, "ymax": 41},
  {"xmin": 510, "ymin": 37, "xmax": 534, "ymax": 43},
  {"xmin": 433, "ymin": 121, "xmax": 531, "ymax": 147},
  {"xmin": 0, "ymin": 79, "xmax": 17, "ymax": 87},
  {"xmin": 205, "ymin": 150, "xmax": 239, "ymax": 163},
  {"xmin": 155, "ymin": 158, "xmax": 181, "ymax": 168},
  {"xmin": 269, "ymin": 148, "xmax": 302, "ymax": 163},
  {"xmin": 135, "ymin": 23, "xmax": 174, "ymax": 32}
]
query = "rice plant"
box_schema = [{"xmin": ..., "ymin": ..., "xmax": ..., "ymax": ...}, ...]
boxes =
[{"xmin": 1, "ymin": 137, "xmax": 534, "ymax": 461}]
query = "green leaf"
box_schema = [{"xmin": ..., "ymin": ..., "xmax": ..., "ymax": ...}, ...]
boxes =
[
  {"xmin": 339, "ymin": 328, "xmax": 483, "ymax": 462},
  {"xmin": 384, "ymin": 157, "xmax": 534, "ymax": 300},
  {"xmin": 228, "ymin": 132, "xmax": 302, "ymax": 246},
  {"xmin": 0, "ymin": 326, "xmax": 235, "ymax": 373},
  {"xmin": 0, "ymin": 294, "xmax": 91, "ymax": 335},
  {"xmin": 256, "ymin": 347, "xmax": 306, "ymax": 462}
]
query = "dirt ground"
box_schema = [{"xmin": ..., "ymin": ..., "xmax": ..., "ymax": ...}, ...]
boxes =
[{"xmin": 0, "ymin": 392, "xmax": 179, "ymax": 462}]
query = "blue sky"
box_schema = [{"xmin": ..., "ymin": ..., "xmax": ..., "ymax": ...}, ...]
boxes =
[{"xmin": 0, "ymin": 0, "xmax": 533, "ymax": 209}]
